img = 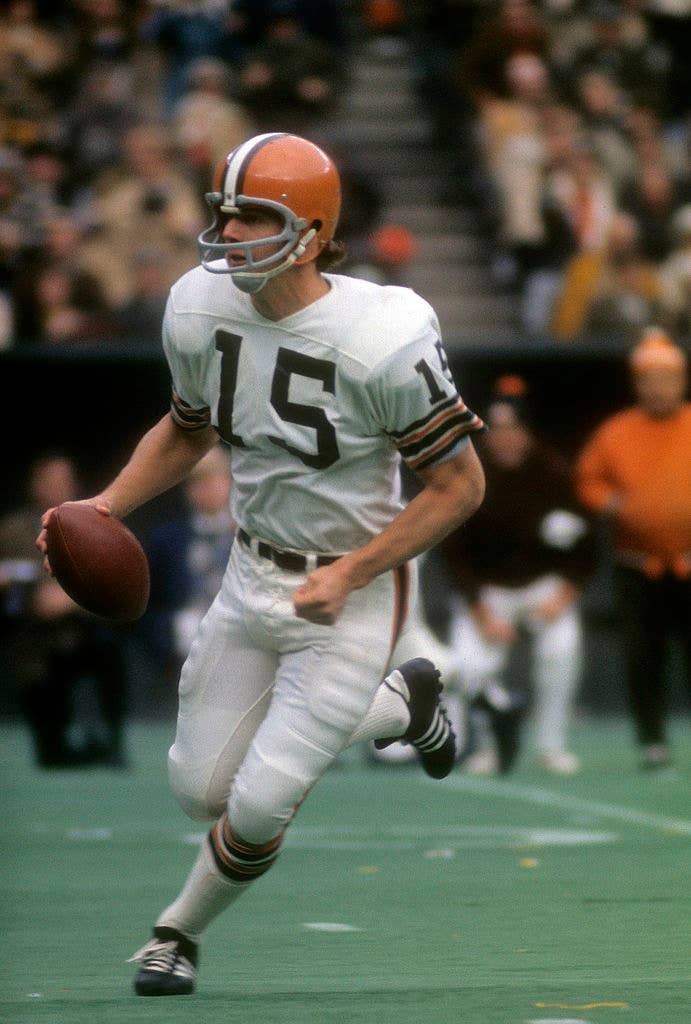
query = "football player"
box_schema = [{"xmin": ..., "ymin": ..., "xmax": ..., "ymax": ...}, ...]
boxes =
[{"xmin": 37, "ymin": 133, "xmax": 486, "ymax": 995}]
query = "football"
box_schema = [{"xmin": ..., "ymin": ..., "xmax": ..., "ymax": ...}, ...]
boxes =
[{"xmin": 46, "ymin": 503, "xmax": 150, "ymax": 621}]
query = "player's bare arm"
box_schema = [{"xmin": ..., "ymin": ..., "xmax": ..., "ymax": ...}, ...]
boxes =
[
  {"xmin": 36, "ymin": 414, "xmax": 217, "ymax": 564},
  {"xmin": 97, "ymin": 414, "xmax": 218, "ymax": 519},
  {"xmin": 293, "ymin": 443, "xmax": 485, "ymax": 624}
]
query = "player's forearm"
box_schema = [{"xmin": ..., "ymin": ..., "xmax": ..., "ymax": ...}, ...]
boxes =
[
  {"xmin": 99, "ymin": 415, "xmax": 218, "ymax": 519},
  {"xmin": 341, "ymin": 445, "xmax": 485, "ymax": 590}
]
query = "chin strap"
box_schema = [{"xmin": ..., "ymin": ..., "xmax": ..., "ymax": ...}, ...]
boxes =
[
  {"xmin": 232, "ymin": 227, "xmax": 319, "ymax": 293},
  {"xmin": 291, "ymin": 226, "xmax": 317, "ymax": 263}
]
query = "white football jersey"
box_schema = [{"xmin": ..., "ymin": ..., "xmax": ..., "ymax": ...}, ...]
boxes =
[{"xmin": 163, "ymin": 268, "xmax": 483, "ymax": 552}]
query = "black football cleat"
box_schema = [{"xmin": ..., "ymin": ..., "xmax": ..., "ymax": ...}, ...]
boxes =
[
  {"xmin": 375, "ymin": 658, "xmax": 456, "ymax": 779},
  {"xmin": 128, "ymin": 926, "xmax": 198, "ymax": 996}
]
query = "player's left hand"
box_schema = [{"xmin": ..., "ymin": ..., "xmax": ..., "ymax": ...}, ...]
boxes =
[{"xmin": 293, "ymin": 562, "xmax": 353, "ymax": 625}]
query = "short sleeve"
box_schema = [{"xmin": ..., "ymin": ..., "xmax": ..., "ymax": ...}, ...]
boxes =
[
  {"xmin": 162, "ymin": 294, "xmax": 211, "ymax": 432},
  {"xmin": 369, "ymin": 327, "xmax": 484, "ymax": 472}
]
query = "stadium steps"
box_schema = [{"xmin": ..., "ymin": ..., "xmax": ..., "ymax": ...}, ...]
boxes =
[{"xmin": 318, "ymin": 37, "xmax": 516, "ymax": 346}]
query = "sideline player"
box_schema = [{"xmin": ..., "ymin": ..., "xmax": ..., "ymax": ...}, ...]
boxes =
[{"xmin": 36, "ymin": 133, "xmax": 486, "ymax": 995}]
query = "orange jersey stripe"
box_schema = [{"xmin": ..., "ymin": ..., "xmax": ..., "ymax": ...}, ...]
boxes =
[
  {"xmin": 406, "ymin": 422, "xmax": 471, "ymax": 469},
  {"xmin": 395, "ymin": 400, "xmax": 466, "ymax": 447}
]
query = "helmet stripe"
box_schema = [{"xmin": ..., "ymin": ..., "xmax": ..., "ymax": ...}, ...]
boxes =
[{"xmin": 222, "ymin": 132, "xmax": 289, "ymax": 206}]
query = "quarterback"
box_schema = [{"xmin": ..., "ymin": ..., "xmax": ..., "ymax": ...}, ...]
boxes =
[{"xmin": 37, "ymin": 133, "xmax": 485, "ymax": 995}]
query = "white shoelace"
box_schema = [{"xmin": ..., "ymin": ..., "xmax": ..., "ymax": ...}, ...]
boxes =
[{"xmin": 127, "ymin": 940, "xmax": 195, "ymax": 979}]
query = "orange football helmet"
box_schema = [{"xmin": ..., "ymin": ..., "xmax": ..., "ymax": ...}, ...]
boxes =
[{"xmin": 198, "ymin": 132, "xmax": 341, "ymax": 293}]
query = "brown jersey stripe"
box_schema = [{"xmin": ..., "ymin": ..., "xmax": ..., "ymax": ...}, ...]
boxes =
[
  {"xmin": 396, "ymin": 407, "xmax": 481, "ymax": 460},
  {"xmin": 171, "ymin": 388, "xmax": 208, "ymax": 413},
  {"xmin": 404, "ymin": 422, "xmax": 477, "ymax": 470},
  {"xmin": 412, "ymin": 433, "xmax": 471, "ymax": 471},
  {"xmin": 394, "ymin": 397, "xmax": 467, "ymax": 447},
  {"xmin": 389, "ymin": 395, "xmax": 460, "ymax": 440},
  {"xmin": 405, "ymin": 417, "xmax": 474, "ymax": 466},
  {"xmin": 170, "ymin": 390, "xmax": 211, "ymax": 431},
  {"xmin": 170, "ymin": 406, "xmax": 211, "ymax": 431}
]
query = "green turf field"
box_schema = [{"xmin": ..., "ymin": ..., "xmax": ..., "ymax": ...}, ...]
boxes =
[{"xmin": 2, "ymin": 718, "xmax": 689, "ymax": 1024}]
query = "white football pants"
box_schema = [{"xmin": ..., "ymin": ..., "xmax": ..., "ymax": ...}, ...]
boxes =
[
  {"xmin": 449, "ymin": 575, "xmax": 582, "ymax": 754},
  {"xmin": 168, "ymin": 540, "xmax": 414, "ymax": 842}
]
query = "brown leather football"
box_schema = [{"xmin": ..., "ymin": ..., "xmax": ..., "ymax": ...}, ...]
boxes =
[{"xmin": 46, "ymin": 503, "xmax": 150, "ymax": 621}]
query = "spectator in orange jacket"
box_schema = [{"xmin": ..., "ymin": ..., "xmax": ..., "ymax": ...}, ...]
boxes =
[{"xmin": 576, "ymin": 328, "xmax": 691, "ymax": 769}]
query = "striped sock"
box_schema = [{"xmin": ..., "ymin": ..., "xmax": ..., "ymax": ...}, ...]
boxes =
[
  {"xmin": 208, "ymin": 812, "xmax": 284, "ymax": 883},
  {"xmin": 155, "ymin": 813, "xmax": 284, "ymax": 941}
]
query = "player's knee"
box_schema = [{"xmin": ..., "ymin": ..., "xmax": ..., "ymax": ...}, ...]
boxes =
[
  {"xmin": 168, "ymin": 754, "xmax": 227, "ymax": 822},
  {"xmin": 227, "ymin": 785, "xmax": 292, "ymax": 846}
]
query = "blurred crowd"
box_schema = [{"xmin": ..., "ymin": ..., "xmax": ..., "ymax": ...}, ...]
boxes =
[
  {"xmin": 0, "ymin": 0, "xmax": 688, "ymax": 349},
  {"xmin": 410, "ymin": 0, "xmax": 690, "ymax": 340},
  {"xmin": 0, "ymin": 0, "xmax": 354, "ymax": 349}
]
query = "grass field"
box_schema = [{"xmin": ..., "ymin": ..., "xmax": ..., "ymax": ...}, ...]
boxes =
[{"xmin": 2, "ymin": 717, "xmax": 689, "ymax": 1024}]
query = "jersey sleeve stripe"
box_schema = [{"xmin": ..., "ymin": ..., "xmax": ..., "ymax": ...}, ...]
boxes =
[
  {"xmin": 394, "ymin": 392, "xmax": 484, "ymax": 460},
  {"xmin": 395, "ymin": 401, "xmax": 468, "ymax": 450},
  {"xmin": 389, "ymin": 395, "xmax": 459, "ymax": 440},
  {"xmin": 170, "ymin": 389, "xmax": 211, "ymax": 431},
  {"xmin": 395, "ymin": 406, "xmax": 480, "ymax": 459},
  {"xmin": 393, "ymin": 396, "xmax": 483, "ymax": 449},
  {"xmin": 403, "ymin": 419, "xmax": 483, "ymax": 470}
]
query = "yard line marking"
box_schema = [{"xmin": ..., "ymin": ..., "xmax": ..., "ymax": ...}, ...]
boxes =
[
  {"xmin": 528, "ymin": 1018, "xmax": 591, "ymax": 1023},
  {"xmin": 182, "ymin": 826, "xmax": 615, "ymax": 850},
  {"xmin": 439, "ymin": 776, "xmax": 691, "ymax": 835},
  {"xmin": 302, "ymin": 922, "xmax": 362, "ymax": 932},
  {"xmin": 66, "ymin": 828, "xmax": 113, "ymax": 840},
  {"xmin": 528, "ymin": 1019, "xmax": 591, "ymax": 1023}
]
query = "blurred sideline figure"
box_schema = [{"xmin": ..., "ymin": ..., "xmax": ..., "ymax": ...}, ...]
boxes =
[
  {"xmin": 439, "ymin": 377, "xmax": 593, "ymax": 775},
  {"xmin": 576, "ymin": 328, "xmax": 691, "ymax": 770},
  {"xmin": 0, "ymin": 454, "xmax": 127, "ymax": 767}
]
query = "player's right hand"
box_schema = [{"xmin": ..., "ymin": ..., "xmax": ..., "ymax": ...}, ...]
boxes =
[
  {"xmin": 293, "ymin": 561, "xmax": 354, "ymax": 625},
  {"xmin": 31, "ymin": 578, "xmax": 78, "ymax": 619},
  {"xmin": 35, "ymin": 497, "xmax": 113, "ymax": 574}
]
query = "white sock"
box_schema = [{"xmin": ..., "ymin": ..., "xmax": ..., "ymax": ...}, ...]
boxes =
[
  {"xmin": 348, "ymin": 670, "xmax": 410, "ymax": 744},
  {"xmin": 156, "ymin": 837, "xmax": 249, "ymax": 943}
]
